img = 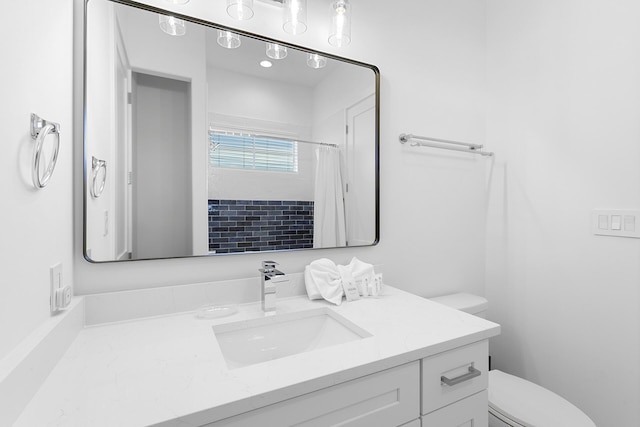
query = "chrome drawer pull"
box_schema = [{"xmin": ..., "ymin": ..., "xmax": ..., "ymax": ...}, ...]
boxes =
[{"xmin": 441, "ymin": 366, "xmax": 481, "ymax": 387}]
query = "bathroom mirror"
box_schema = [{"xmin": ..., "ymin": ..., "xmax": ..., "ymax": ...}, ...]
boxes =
[{"xmin": 83, "ymin": 0, "xmax": 379, "ymax": 262}]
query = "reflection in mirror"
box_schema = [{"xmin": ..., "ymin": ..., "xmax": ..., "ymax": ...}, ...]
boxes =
[{"xmin": 84, "ymin": 0, "xmax": 379, "ymax": 262}]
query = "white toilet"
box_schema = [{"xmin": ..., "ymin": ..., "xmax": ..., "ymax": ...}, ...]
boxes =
[{"xmin": 430, "ymin": 293, "xmax": 596, "ymax": 427}]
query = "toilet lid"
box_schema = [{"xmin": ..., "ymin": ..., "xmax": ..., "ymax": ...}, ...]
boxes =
[
  {"xmin": 429, "ymin": 293, "xmax": 488, "ymax": 314},
  {"xmin": 488, "ymin": 370, "xmax": 596, "ymax": 427}
]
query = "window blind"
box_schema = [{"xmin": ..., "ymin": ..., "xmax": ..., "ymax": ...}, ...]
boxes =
[{"xmin": 209, "ymin": 132, "xmax": 298, "ymax": 172}]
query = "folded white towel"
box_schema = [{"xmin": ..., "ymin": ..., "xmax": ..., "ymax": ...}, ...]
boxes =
[
  {"xmin": 304, "ymin": 257, "xmax": 376, "ymax": 305},
  {"xmin": 346, "ymin": 257, "xmax": 376, "ymax": 288},
  {"xmin": 304, "ymin": 258, "xmax": 344, "ymax": 305}
]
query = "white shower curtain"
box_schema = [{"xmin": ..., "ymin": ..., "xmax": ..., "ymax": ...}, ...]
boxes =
[{"xmin": 313, "ymin": 146, "xmax": 347, "ymax": 248}]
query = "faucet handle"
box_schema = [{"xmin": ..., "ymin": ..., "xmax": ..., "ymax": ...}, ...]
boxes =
[{"xmin": 262, "ymin": 260, "xmax": 278, "ymax": 272}]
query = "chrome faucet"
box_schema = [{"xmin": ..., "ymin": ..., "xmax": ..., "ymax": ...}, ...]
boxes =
[{"xmin": 259, "ymin": 261, "xmax": 288, "ymax": 312}]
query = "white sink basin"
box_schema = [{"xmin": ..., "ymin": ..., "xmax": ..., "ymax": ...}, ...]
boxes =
[{"xmin": 213, "ymin": 308, "xmax": 371, "ymax": 369}]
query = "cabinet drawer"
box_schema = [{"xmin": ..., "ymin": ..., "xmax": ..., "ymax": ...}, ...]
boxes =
[
  {"xmin": 207, "ymin": 361, "xmax": 420, "ymax": 427},
  {"xmin": 421, "ymin": 340, "xmax": 488, "ymax": 415},
  {"xmin": 421, "ymin": 390, "xmax": 488, "ymax": 427}
]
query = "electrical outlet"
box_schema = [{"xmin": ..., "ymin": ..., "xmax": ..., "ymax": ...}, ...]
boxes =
[
  {"xmin": 55, "ymin": 286, "xmax": 72, "ymax": 309},
  {"xmin": 50, "ymin": 263, "xmax": 63, "ymax": 313}
]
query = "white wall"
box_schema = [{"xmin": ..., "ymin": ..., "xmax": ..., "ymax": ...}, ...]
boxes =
[
  {"xmin": 485, "ymin": 1, "xmax": 640, "ymax": 425},
  {"xmin": 207, "ymin": 67, "xmax": 315, "ymax": 201},
  {"xmin": 312, "ymin": 62, "xmax": 375, "ymax": 130},
  {"xmin": 85, "ymin": 0, "xmax": 116, "ymax": 261},
  {"xmin": 373, "ymin": 0, "xmax": 489, "ymax": 298},
  {"xmin": 0, "ymin": 0, "xmax": 74, "ymax": 359},
  {"xmin": 208, "ymin": 67, "xmax": 313, "ymax": 129},
  {"xmin": 74, "ymin": 0, "xmax": 488, "ymax": 295}
]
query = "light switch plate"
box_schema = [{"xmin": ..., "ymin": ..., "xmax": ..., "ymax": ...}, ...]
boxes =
[
  {"xmin": 624, "ymin": 215, "xmax": 635, "ymax": 231},
  {"xmin": 598, "ymin": 215, "xmax": 608, "ymax": 230},
  {"xmin": 592, "ymin": 210, "xmax": 640, "ymax": 239}
]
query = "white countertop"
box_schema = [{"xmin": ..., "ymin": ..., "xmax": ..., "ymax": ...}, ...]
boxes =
[{"xmin": 14, "ymin": 286, "xmax": 500, "ymax": 427}]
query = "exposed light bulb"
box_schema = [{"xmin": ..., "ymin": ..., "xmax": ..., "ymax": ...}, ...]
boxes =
[
  {"xmin": 307, "ymin": 53, "xmax": 327, "ymax": 69},
  {"xmin": 283, "ymin": 0, "xmax": 307, "ymax": 35},
  {"xmin": 227, "ymin": 0, "xmax": 254, "ymax": 20},
  {"xmin": 217, "ymin": 30, "xmax": 241, "ymax": 49},
  {"xmin": 159, "ymin": 15, "xmax": 186, "ymax": 36},
  {"xmin": 329, "ymin": 0, "xmax": 351, "ymax": 47},
  {"xmin": 266, "ymin": 43, "xmax": 288, "ymax": 60}
]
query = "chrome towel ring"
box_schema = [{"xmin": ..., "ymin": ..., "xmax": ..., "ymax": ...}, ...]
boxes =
[
  {"xmin": 90, "ymin": 156, "xmax": 107, "ymax": 198},
  {"xmin": 30, "ymin": 113, "xmax": 61, "ymax": 189}
]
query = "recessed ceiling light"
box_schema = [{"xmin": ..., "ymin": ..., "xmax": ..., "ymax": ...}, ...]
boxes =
[{"xmin": 260, "ymin": 60, "xmax": 273, "ymax": 68}]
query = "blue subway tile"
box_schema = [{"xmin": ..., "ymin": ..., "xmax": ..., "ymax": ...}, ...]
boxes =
[{"xmin": 208, "ymin": 199, "xmax": 316, "ymax": 252}]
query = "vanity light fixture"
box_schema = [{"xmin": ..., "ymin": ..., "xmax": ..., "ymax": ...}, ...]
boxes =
[
  {"xmin": 217, "ymin": 30, "xmax": 241, "ymax": 48},
  {"xmin": 260, "ymin": 60, "xmax": 273, "ymax": 68},
  {"xmin": 328, "ymin": 0, "xmax": 351, "ymax": 47},
  {"xmin": 226, "ymin": 0, "xmax": 353, "ymax": 46},
  {"xmin": 307, "ymin": 53, "xmax": 327, "ymax": 69},
  {"xmin": 266, "ymin": 42, "xmax": 288, "ymax": 59},
  {"xmin": 159, "ymin": 15, "xmax": 186, "ymax": 36},
  {"xmin": 283, "ymin": 0, "xmax": 307, "ymax": 35},
  {"xmin": 227, "ymin": 0, "xmax": 254, "ymax": 20}
]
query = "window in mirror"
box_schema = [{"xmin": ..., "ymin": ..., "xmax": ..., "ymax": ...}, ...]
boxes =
[{"xmin": 209, "ymin": 131, "xmax": 299, "ymax": 173}]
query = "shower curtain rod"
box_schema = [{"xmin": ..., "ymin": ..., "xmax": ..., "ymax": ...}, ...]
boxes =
[
  {"xmin": 399, "ymin": 133, "xmax": 493, "ymax": 157},
  {"xmin": 210, "ymin": 128, "xmax": 338, "ymax": 148}
]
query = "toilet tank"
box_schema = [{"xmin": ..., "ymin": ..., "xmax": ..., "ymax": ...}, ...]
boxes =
[{"xmin": 430, "ymin": 293, "xmax": 488, "ymax": 318}]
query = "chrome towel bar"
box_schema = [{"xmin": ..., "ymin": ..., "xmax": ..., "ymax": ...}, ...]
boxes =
[
  {"xmin": 399, "ymin": 133, "xmax": 493, "ymax": 157},
  {"xmin": 31, "ymin": 113, "xmax": 61, "ymax": 189}
]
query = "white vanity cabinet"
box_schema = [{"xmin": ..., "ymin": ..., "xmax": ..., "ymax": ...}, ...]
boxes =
[
  {"xmin": 421, "ymin": 340, "xmax": 489, "ymax": 427},
  {"xmin": 206, "ymin": 362, "xmax": 421, "ymax": 427},
  {"xmin": 205, "ymin": 340, "xmax": 490, "ymax": 427},
  {"xmin": 422, "ymin": 390, "xmax": 487, "ymax": 427}
]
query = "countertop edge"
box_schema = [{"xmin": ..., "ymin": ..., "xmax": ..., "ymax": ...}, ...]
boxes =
[{"xmin": 13, "ymin": 287, "xmax": 501, "ymax": 427}]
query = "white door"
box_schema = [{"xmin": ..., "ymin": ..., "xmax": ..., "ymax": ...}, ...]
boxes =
[
  {"xmin": 345, "ymin": 94, "xmax": 376, "ymax": 246},
  {"xmin": 131, "ymin": 73, "xmax": 192, "ymax": 259}
]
